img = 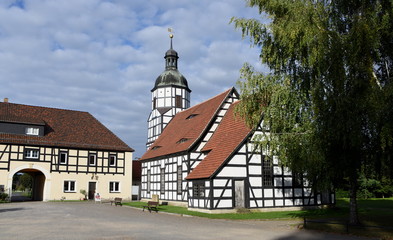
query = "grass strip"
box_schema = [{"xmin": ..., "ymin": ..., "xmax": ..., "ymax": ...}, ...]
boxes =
[{"xmin": 123, "ymin": 201, "xmax": 345, "ymax": 220}]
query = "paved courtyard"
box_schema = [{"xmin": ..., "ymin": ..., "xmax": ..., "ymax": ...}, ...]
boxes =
[{"xmin": 0, "ymin": 202, "xmax": 375, "ymax": 240}]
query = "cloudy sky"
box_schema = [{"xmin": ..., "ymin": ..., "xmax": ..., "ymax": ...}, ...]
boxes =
[{"xmin": 0, "ymin": 0, "xmax": 264, "ymax": 157}]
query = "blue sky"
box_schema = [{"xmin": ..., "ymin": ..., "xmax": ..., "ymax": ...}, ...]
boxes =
[{"xmin": 0, "ymin": 0, "xmax": 264, "ymax": 157}]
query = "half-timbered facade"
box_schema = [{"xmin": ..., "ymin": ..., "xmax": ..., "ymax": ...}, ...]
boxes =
[
  {"xmin": 140, "ymin": 88, "xmax": 334, "ymax": 212},
  {"xmin": 0, "ymin": 100, "xmax": 134, "ymax": 201}
]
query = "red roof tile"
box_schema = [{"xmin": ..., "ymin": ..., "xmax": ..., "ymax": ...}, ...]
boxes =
[
  {"xmin": 0, "ymin": 102, "xmax": 133, "ymax": 152},
  {"xmin": 186, "ymin": 101, "xmax": 252, "ymax": 180},
  {"xmin": 140, "ymin": 88, "xmax": 234, "ymax": 160}
]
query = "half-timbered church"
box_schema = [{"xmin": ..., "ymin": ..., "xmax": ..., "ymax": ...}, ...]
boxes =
[
  {"xmin": 140, "ymin": 37, "xmax": 334, "ymax": 212},
  {"xmin": 0, "ymin": 99, "xmax": 134, "ymax": 201}
]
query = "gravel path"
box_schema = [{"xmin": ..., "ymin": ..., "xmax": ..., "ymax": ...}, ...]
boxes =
[{"xmin": 0, "ymin": 202, "xmax": 376, "ymax": 240}]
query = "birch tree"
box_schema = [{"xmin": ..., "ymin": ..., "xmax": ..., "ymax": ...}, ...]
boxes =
[{"xmin": 232, "ymin": 0, "xmax": 393, "ymax": 225}]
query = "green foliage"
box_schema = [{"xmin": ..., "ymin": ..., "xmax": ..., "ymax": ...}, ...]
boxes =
[
  {"xmin": 358, "ymin": 176, "xmax": 393, "ymax": 199},
  {"xmin": 358, "ymin": 176, "xmax": 382, "ymax": 199},
  {"xmin": 0, "ymin": 192, "xmax": 9, "ymax": 201},
  {"xmin": 232, "ymin": 0, "xmax": 393, "ymax": 224}
]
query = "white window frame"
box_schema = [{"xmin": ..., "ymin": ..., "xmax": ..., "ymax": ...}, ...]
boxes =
[
  {"xmin": 64, "ymin": 180, "xmax": 76, "ymax": 193},
  {"xmin": 24, "ymin": 149, "xmax": 39, "ymax": 159},
  {"xmin": 109, "ymin": 181, "xmax": 120, "ymax": 193},
  {"xmin": 59, "ymin": 152, "xmax": 67, "ymax": 164},
  {"xmin": 89, "ymin": 154, "xmax": 96, "ymax": 166},
  {"xmin": 109, "ymin": 155, "xmax": 116, "ymax": 166},
  {"xmin": 26, "ymin": 127, "xmax": 39, "ymax": 136}
]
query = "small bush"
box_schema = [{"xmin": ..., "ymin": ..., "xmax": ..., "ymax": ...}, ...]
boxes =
[{"xmin": 0, "ymin": 192, "xmax": 9, "ymax": 201}]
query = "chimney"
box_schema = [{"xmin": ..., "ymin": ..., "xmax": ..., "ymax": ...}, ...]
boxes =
[{"xmin": 3, "ymin": 98, "xmax": 8, "ymax": 103}]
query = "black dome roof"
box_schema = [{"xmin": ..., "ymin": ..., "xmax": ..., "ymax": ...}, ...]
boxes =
[
  {"xmin": 153, "ymin": 69, "xmax": 190, "ymax": 91},
  {"xmin": 152, "ymin": 39, "xmax": 191, "ymax": 92}
]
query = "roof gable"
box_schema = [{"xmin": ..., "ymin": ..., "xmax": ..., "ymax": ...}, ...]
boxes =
[
  {"xmin": 140, "ymin": 88, "xmax": 235, "ymax": 160},
  {"xmin": 186, "ymin": 101, "xmax": 252, "ymax": 180},
  {"xmin": 0, "ymin": 102, "xmax": 133, "ymax": 152}
]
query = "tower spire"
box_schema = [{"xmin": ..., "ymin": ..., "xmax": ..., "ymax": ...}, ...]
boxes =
[
  {"xmin": 165, "ymin": 28, "xmax": 178, "ymax": 70},
  {"xmin": 168, "ymin": 28, "xmax": 174, "ymax": 49},
  {"xmin": 146, "ymin": 30, "xmax": 191, "ymax": 149}
]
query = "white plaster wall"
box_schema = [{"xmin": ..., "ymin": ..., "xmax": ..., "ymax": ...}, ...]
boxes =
[
  {"xmin": 229, "ymin": 155, "xmax": 246, "ymax": 165},
  {"xmin": 217, "ymin": 167, "xmax": 246, "ymax": 178}
]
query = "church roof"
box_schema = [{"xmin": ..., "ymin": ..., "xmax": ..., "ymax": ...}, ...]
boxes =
[
  {"xmin": 0, "ymin": 102, "xmax": 134, "ymax": 152},
  {"xmin": 153, "ymin": 69, "xmax": 190, "ymax": 91},
  {"xmin": 186, "ymin": 101, "xmax": 252, "ymax": 180},
  {"xmin": 140, "ymin": 88, "xmax": 234, "ymax": 160}
]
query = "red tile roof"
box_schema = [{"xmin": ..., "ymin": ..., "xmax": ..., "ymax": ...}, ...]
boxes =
[
  {"xmin": 0, "ymin": 102, "xmax": 133, "ymax": 152},
  {"xmin": 140, "ymin": 88, "xmax": 234, "ymax": 160},
  {"xmin": 186, "ymin": 101, "xmax": 252, "ymax": 180}
]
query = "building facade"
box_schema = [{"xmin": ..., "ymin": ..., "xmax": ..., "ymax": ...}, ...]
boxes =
[
  {"xmin": 0, "ymin": 100, "xmax": 134, "ymax": 201},
  {"xmin": 140, "ymin": 88, "xmax": 334, "ymax": 212}
]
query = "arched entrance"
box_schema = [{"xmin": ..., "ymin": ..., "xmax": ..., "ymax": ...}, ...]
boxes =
[
  {"xmin": 12, "ymin": 169, "xmax": 45, "ymax": 201},
  {"xmin": 8, "ymin": 165, "xmax": 51, "ymax": 201}
]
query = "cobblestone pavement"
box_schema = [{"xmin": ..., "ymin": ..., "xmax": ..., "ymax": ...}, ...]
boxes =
[{"xmin": 0, "ymin": 202, "xmax": 376, "ymax": 240}]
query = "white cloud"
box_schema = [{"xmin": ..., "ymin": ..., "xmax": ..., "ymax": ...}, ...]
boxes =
[{"xmin": 0, "ymin": 0, "xmax": 264, "ymax": 156}]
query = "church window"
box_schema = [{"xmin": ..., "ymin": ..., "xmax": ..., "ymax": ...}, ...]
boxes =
[
  {"xmin": 160, "ymin": 168, "xmax": 165, "ymax": 194},
  {"xmin": 262, "ymin": 156, "xmax": 273, "ymax": 187},
  {"xmin": 147, "ymin": 170, "xmax": 151, "ymax": 193},
  {"xmin": 193, "ymin": 182, "xmax": 205, "ymax": 198},
  {"xmin": 177, "ymin": 166, "xmax": 182, "ymax": 195},
  {"xmin": 175, "ymin": 95, "xmax": 182, "ymax": 108},
  {"xmin": 293, "ymin": 172, "xmax": 303, "ymax": 187}
]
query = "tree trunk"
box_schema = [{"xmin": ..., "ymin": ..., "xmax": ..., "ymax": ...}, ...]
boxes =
[{"xmin": 348, "ymin": 176, "xmax": 360, "ymax": 225}]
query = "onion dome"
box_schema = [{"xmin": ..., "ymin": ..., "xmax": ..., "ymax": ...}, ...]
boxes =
[{"xmin": 152, "ymin": 35, "xmax": 191, "ymax": 92}]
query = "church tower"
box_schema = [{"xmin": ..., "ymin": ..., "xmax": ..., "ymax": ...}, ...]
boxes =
[{"xmin": 146, "ymin": 34, "xmax": 191, "ymax": 149}]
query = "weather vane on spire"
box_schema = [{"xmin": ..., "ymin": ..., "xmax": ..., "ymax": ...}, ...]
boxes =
[
  {"xmin": 168, "ymin": 28, "xmax": 174, "ymax": 38},
  {"xmin": 168, "ymin": 28, "xmax": 174, "ymax": 49}
]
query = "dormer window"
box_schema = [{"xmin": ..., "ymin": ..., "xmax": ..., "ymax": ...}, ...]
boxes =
[
  {"xmin": 152, "ymin": 146, "xmax": 161, "ymax": 150},
  {"xmin": 186, "ymin": 114, "xmax": 198, "ymax": 120},
  {"xmin": 26, "ymin": 127, "xmax": 39, "ymax": 135},
  {"xmin": 176, "ymin": 138, "xmax": 189, "ymax": 144}
]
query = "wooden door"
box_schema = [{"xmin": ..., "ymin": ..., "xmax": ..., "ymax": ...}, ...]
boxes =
[
  {"xmin": 88, "ymin": 182, "xmax": 96, "ymax": 200},
  {"xmin": 234, "ymin": 180, "xmax": 245, "ymax": 208}
]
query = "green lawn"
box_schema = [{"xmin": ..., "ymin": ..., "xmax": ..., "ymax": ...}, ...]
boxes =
[
  {"xmin": 124, "ymin": 198, "xmax": 393, "ymax": 239},
  {"xmin": 123, "ymin": 199, "xmax": 349, "ymax": 220}
]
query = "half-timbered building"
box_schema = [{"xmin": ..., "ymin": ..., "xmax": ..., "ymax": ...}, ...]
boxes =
[
  {"xmin": 0, "ymin": 99, "xmax": 134, "ymax": 201},
  {"xmin": 140, "ymin": 88, "xmax": 334, "ymax": 212}
]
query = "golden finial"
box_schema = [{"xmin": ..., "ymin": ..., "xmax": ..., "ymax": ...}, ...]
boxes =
[
  {"xmin": 168, "ymin": 28, "xmax": 174, "ymax": 38},
  {"xmin": 168, "ymin": 28, "xmax": 174, "ymax": 48}
]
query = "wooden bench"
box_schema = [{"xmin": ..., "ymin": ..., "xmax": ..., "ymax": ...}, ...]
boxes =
[
  {"xmin": 143, "ymin": 201, "xmax": 159, "ymax": 213},
  {"xmin": 110, "ymin": 197, "xmax": 122, "ymax": 206}
]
